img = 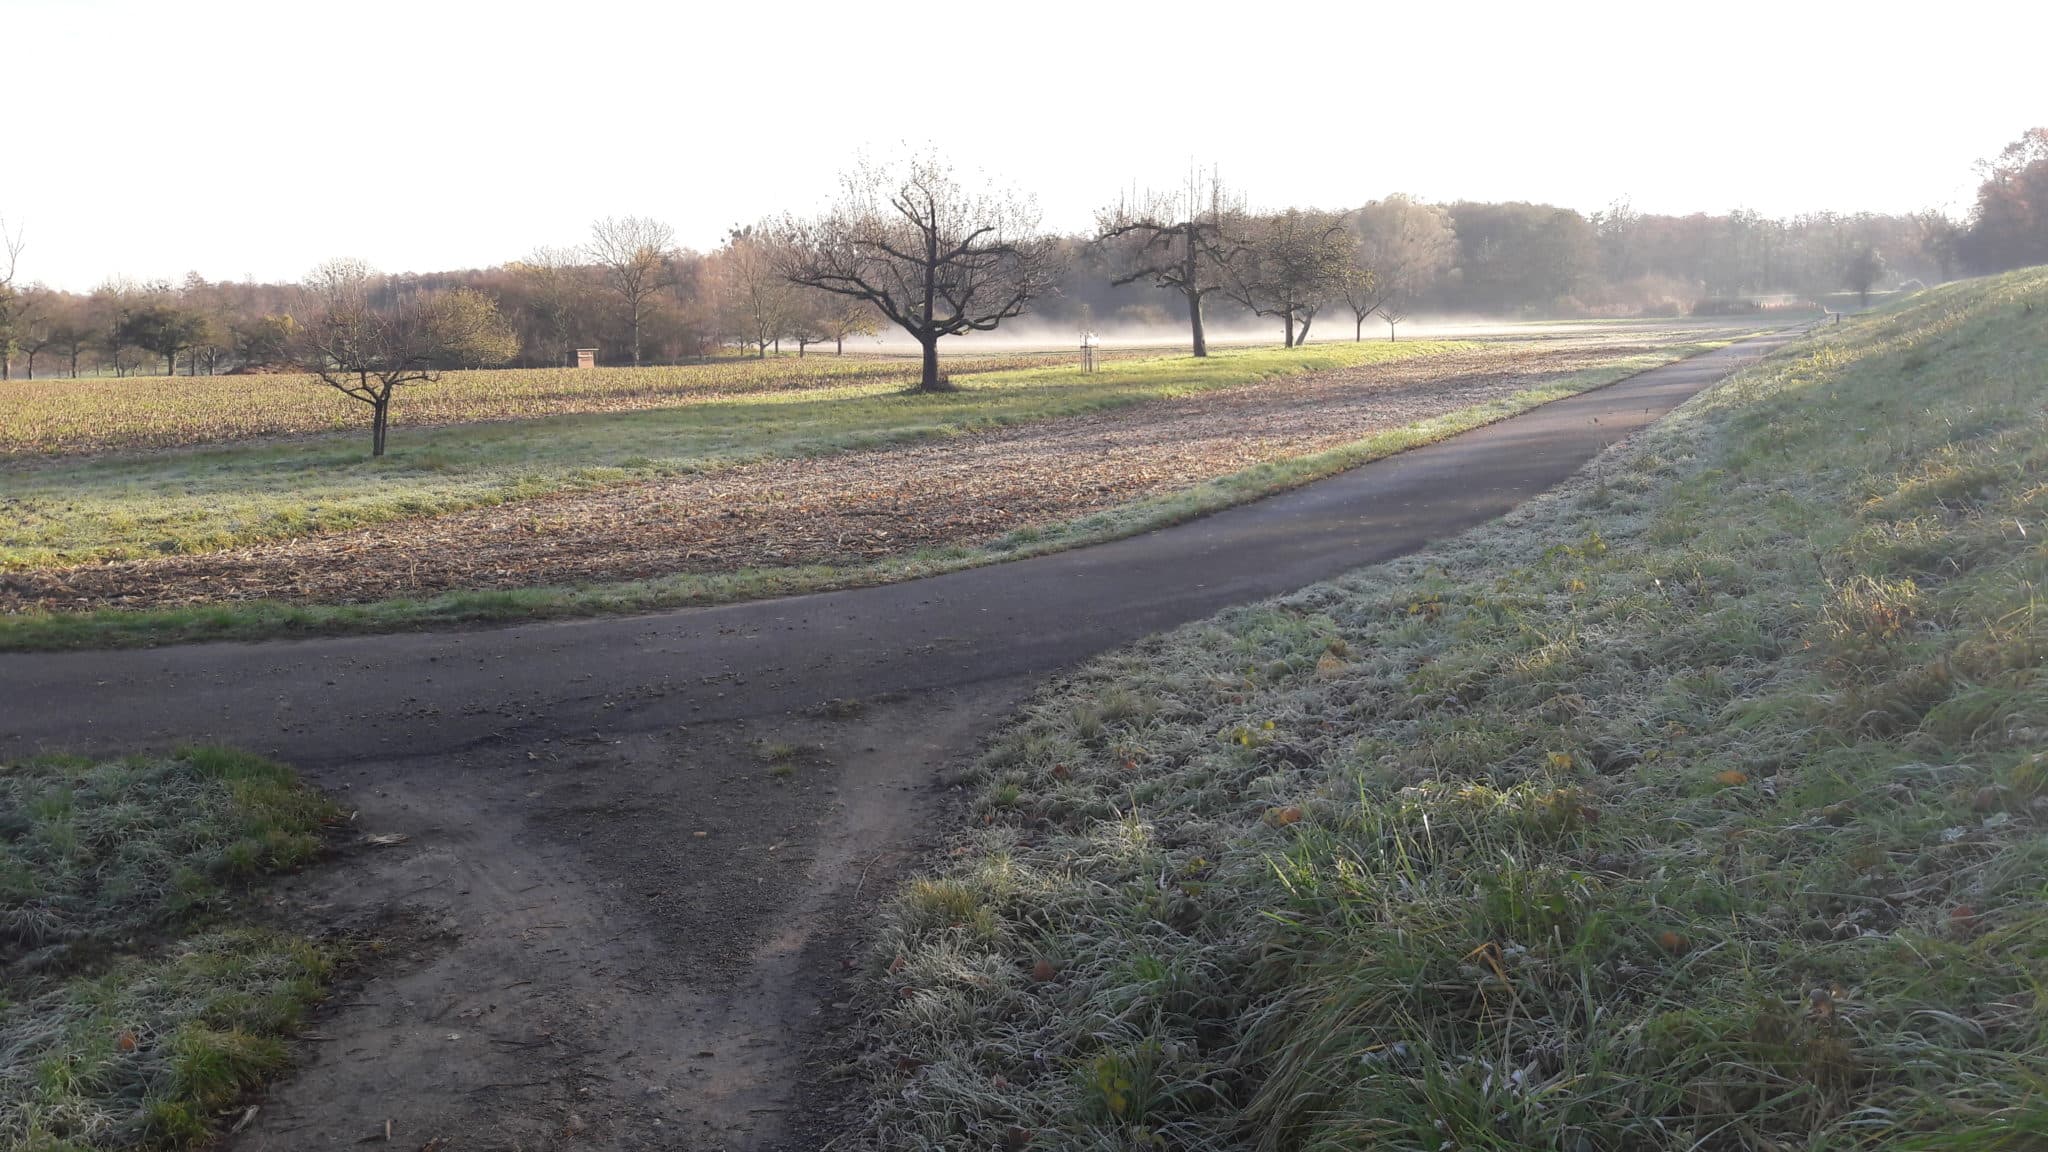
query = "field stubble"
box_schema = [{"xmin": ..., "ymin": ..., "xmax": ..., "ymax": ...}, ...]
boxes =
[{"xmin": 6, "ymin": 336, "xmax": 1722, "ymax": 616}]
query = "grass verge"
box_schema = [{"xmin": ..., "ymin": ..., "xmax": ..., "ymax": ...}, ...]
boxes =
[
  {"xmin": 2, "ymin": 749, "xmax": 343, "ymax": 1150},
  {"xmin": 0, "ymin": 342, "xmax": 1738, "ymax": 651},
  {"xmin": 854, "ymin": 268, "xmax": 2048, "ymax": 1151}
]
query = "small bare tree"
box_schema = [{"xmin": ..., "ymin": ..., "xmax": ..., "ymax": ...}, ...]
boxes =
[
  {"xmin": 714, "ymin": 225, "xmax": 801, "ymax": 358},
  {"xmin": 15, "ymin": 288, "xmax": 54, "ymax": 378},
  {"xmin": 792, "ymin": 292, "xmax": 880, "ymax": 356},
  {"xmin": 290, "ymin": 260, "xmax": 518, "ymax": 456},
  {"xmin": 1095, "ymin": 169, "xmax": 1247, "ymax": 357},
  {"xmin": 0, "ymin": 213, "xmax": 23, "ymax": 381},
  {"xmin": 587, "ymin": 216, "xmax": 677, "ymax": 367},
  {"xmin": 781, "ymin": 152, "xmax": 1064, "ymax": 391},
  {"xmin": 1345, "ymin": 196, "xmax": 1455, "ymax": 341},
  {"xmin": 1223, "ymin": 209, "xmax": 1351, "ymax": 347},
  {"xmin": 1378, "ymin": 294, "xmax": 1413, "ymax": 342}
]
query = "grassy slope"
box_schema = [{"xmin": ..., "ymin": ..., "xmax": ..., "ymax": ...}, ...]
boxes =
[
  {"xmin": 2, "ymin": 341, "xmax": 1463, "ymax": 569},
  {"xmin": 859, "ymin": 269, "xmax": 2048, "ymax": 1151},
  {"xmin": 0, "ymin": 343, "xmax": 1734, "ymax": 651},
  {"xmin": 1, "ymin": 749, "xmax": 342, "ymax": 1150}
]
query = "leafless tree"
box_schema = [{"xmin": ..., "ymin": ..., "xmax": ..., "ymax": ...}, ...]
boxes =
[
  {"xmin": 714, "ymin": 226, "xmax": 801, "ymax": 358},
  {"xmin": 586, "ymin": 216, "xmax": 677, "ymax": 367},
  {"xmin": 509, "ymin": 245, "xmax": 588, "ymax": 366},
  {"xmin": 793, "ymin": 292, "xmax": 880, "ymax": 356},
  {"xmin": 47, "ymin": 294, "xmax": 95, "ymax": 377},
  {"xmin": 1095, "ymin": 169, "xmax": 1247, "ymax": 357},
  {"xmin": 1223, "ymin": 208, "xmax": 1351, "ymax": 347},
  {"xmin": 1344, "ymin": 196, "xmax": 1455, "ymax": 341},
  {"xmin": 780, "ymin": 152, "xmax": 1064, "ymax": 391},
  {"xmin": 15, "ymin": 288, "xmax": 55, "ymax": 378},
  {"xmin": 0, "ymin": 213, "xmax": 24, "ymax": 380},
  {"xmin": 289, "ymin": 259, "xmax": 518, "ymax": 456}
]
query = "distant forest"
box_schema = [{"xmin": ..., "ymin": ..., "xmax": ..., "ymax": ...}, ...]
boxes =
[{"xmin": 1, "ymin": 128, "xmax": 2042, "ymax": 377}]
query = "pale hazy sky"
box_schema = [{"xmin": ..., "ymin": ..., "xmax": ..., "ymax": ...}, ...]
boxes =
[{"xmin": 7, "ymin": 0, "xmax": 2042, "ymax": 290}]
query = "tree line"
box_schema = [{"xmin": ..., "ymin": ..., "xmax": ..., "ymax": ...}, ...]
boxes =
[{"xmin": 0, "ymin": 128, "xmax": 2041, "ymax": 435}]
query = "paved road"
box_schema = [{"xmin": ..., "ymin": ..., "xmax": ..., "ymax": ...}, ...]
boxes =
[{"xmin": 0, "ymin": 331, "xmax": 1798, "ymax": 763}]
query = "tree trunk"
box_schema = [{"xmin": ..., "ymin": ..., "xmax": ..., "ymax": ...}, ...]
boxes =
[
  {"xmin": 917, "ymin": 335, "xmax": 940, "ymax": 391},
  {"xmin": 24, "ymin": 352, "xmax": 35, "ymax": 379},
  {"xmin": 70, "ymin": 349, "xmax": 80, "ymax": 377},
  {"xmin": 630, "ymin": 307, "xmax": 643, "ymax": 367},
  {"xmin": 372, "ymin": 399, "xmax": 390, "ymax": 457},
  {"xmin": 1282, "ymin": 313, "xmax": 1295, "ymax": 348},
  {"xmin": 1388, "ymin": 321, "xmax": 1398, "ymax": 342},
  {"xmin": 1299, "ymin": 313, "xmax": 1313, "ymax": 344},
  {"xmin": 836, "ymin": 337, "xmax": 843, "ymax": 355}
]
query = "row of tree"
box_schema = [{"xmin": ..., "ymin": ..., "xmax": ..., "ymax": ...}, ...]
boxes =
[{"xmin": 2, "ymin": 128, "xmax": 2043, "ymax": 389}]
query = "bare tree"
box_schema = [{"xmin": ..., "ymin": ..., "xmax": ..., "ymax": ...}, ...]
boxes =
[
  {"xmin": 48, "ymin": 295, "xmax": 95, "ymax": 377},
  {"xmin": 796, "ymin": 292, "xmax": 880, "ymax": 356},
  {"xmin": 1378, "ymin": 294, "xmax": 1413, "ymax": 342},
  {"xmin": 0, "ymin": 213, "xmax": 23, "ymax": 380},
  {"xmin": 1223, "ymin": 208, "xmax": 1351, "ymax": 347},
  {"xmin": 714, "ymin": 225, "xmax": 801, "ymax": 358},
  {"xmin": 781, "ymin": 151, "xmax": 1064, "ymax": 391},
  {"xmin": 586, "ymin": 216, "xmax": 677, "ymax": 367},
  {"xmin": 289, "ymin": 260, "xmax": 518, "ymax": 456},
  {"xmin": 509, "ymin": 245, "xmax": 587, "ymax": 366},
  {"xmin": 1344, "ymin": 196, "xmax": 1455, "ymax": 341},
  {"xmin": 1095, "ymin": 169, "xmax": 1246, "ymax": 357},
  {"xmin": 15, "ymin": 288, "xmax": 54, "ymax": 378}
]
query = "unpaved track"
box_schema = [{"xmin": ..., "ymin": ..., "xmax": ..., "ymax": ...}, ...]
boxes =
[{"xmin": 0, "ymin": 331, "xmax": 1798, "ymax": 1150}]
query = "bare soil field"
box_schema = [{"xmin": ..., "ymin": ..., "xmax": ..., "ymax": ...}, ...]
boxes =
[{"xmin": 3, "ymin": 339, "xmax": 1686, "ymax": 613}]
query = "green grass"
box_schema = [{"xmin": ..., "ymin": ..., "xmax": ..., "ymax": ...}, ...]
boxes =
[
  {"xmin": 853, "ymin": 268, "xmax": 2048, "ymax": 1151},
  {"xmin": 0, "ymin": 343, "xmax": 1734, "ymax": 651},
  {"xmin": 1, "ymin": 930, "xmax": 334, "ymax": 1151},
  {"xmin": 1, "ymin": 749, "xmax": 342, "ymax": 1151},
  {"xmin": 1, "ymin": 341, "xmax": 1467, "ymax": 569},
  {"xmin": 1, "ymin": 749, "xmax": 339, "ymax": 974}
]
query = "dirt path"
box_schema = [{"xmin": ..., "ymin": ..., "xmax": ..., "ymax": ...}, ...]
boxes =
[
  {"xmin": 0, "ymin": 332, "xmax": 1802, "ymax": 1150},
  {"xmin": 241, "ymin": 681, "xmax": 1030, "ymax": 1150},
  {"xmin": 7, "ymin": 340, "xmax": 1673, "ymax": 612}
]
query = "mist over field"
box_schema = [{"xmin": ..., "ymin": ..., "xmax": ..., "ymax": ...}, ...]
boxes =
[
  {"xmin": 853, "ymin": 312, "xmax": 1773, "ymax": 355},
  {"xmin": 7, "ymin": 128, "xmax": 2042, "ymax": 383}
]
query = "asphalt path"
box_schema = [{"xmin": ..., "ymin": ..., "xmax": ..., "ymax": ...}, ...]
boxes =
[{"xmin": 0, "ymin": 331, "xmax": 1800, "ymax": 764}]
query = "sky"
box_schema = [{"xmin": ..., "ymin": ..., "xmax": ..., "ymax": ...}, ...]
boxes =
[{"xmin": 6, "ymin": 0, "xmax": 2043, "ymax": 291}]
